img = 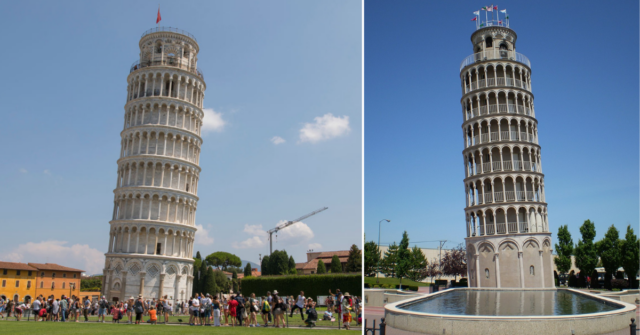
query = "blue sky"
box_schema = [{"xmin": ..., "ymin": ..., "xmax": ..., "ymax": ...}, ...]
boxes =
[
  {"xmin": 364, "ymin": 1, "xmax": 639, "ymax": 249},
  {"xmin": 0, "ymin": 0, "xmax": 362, "ymax": 274}
]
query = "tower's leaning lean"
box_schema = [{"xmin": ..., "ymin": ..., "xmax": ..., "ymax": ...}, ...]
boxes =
[
  {"xmin": 460, "ymin": 22, "xmax": 555, "ymax": 288},
  {"xmin": 102, "ymin": 27, "xmax": 206, "ymax": 303}
]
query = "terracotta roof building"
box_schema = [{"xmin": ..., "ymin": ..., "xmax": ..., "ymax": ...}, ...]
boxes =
[
  {"xmin": 296, "ymin": 250, "xmax": 350, "ymax": 275},
  {"xmin": 0, "ymin": 262, "xmax": 83, "ymax": 303}
]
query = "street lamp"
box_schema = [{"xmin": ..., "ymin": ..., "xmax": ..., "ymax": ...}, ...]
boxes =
[{"xmin": 377, "ymin": 219, "xmax": 390, "ymax": 284}]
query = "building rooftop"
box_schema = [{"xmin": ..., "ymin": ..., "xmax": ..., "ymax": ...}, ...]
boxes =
[
  {"xmin": 27, "ymin": 263, "xmax": 84, "ymax": 272},
  {"xmin": 0, "ymin": 261, "xmax": 37, "ymax": 271}
]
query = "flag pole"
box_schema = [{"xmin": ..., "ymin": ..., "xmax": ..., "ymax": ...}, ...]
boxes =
[{"xmin": 496, "ymin": 7, "xmax": 499, "ymax": 26}]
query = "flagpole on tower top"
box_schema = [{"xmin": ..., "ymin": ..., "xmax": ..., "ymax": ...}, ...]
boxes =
[{"xmin": 156, "ymin": 5, "xmax": 161, "ymax": 27}]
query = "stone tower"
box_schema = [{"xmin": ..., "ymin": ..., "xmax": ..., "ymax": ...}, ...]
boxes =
[
  {"xmin": 102, "ymin": 27, "xmax": 206, "ymax": 303},
  {"xmin": 459, "ymin": 21, "xmax": 554, "ymax": 288}
]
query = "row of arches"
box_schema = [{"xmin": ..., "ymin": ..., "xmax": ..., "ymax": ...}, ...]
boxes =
[
  {"xmin": 465, "ymin": 174, "xmax": 546, "ymax": 207},
  {"xmin": 116, "ymin": 160, "xmax": 199, "ymax": 194},
  {"xmin": 462, "ymin": 89, "xmax": 535, "ymax": 121},
  {"xmin": 465, "ymin": 144, "xmax": 542, "ymax": 177},
  {"xmin": 141, "ymin": 36, "xmax": 198, "ymax": 73},
  {"xmin": 124, "ymin": 101, "xmax": 202, "ymax": 136},
  {"xmin": 467, "ymin": 237, "xmax": 553, "ymax": 289},
  {"xmin": 461, "ymin": 62, "xmax": 531, "ymax": 95},
  {"xmin": 127, "ymin": 70, "xmax": 204, "ymax": 109},
  {"xmin": 108, "ymin": 225, "xmax": 195, "ymax": 258},
  {"xmin": 466, "ymin": 205, "xmax": 548, "ymax": 237},
  {"xmin": 112, "ymin": 193, "xmax": 197, "ymax": 226},
  {"xmin": 120, "ymin": 130, "xmax": 200, "ymax": 165},
  {"xmin": 464, "ymin": 117, "xmax": 537, "ymax": 148}
]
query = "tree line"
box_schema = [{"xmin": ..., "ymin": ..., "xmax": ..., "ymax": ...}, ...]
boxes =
[
  {"xmin": 364, "ymin": 231, "xmax": 467, "ymax": 285},
  {"xmin": 554, "ymin": 221, "xmax": 639, "ymax": 290}
]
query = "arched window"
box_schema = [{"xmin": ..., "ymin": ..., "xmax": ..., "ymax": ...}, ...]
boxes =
[
  {"xmin": 62, "ymin": 282, "xmax": 66, "ymax": 289},
  {"xmin": 499, "ymin": 43, "xmax": 508, "ymax": 50},
  {"xmin": 186, "ymin": 184, "xmax": 189, "ymax": 192},
  {"xmin": 40, "ymin": 272, "xmax": 45, "ymax": 277},
  {"xmin": 485, "ymin": 268, "xmax": 490, "ymax": 278},
  {"xmin": 530, "ymin": 266, "xmax": 535, "ymax": 276},
  {"xmin": 52, "ymin": 272, "xmax": 56, "ymax": 278},
  {"xmin": 40, "ymin": 281, "xmax": 43, "ymax": 288},
  {"xmin": 51, "ymin": 282, "xmax": 55, "ymax": 289},
  {"xmin": 486, "ymin": 37, "xmax": 493, "ymax": 48}
]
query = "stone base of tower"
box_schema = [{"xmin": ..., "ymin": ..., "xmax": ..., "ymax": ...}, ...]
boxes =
[
  {"xmin": 102, "ymin": 254, "xmax": 194, "ymax": 306},
  {"xmin": 465, "ymin": 233, "xmax": 555, "ymax": 288}
]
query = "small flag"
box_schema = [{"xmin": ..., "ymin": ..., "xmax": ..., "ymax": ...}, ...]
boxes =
[
  {"xmin": 498, "ymin": 20, "xmax": 503, "ymax": 24},
  {"xmin": 471, "ymin": 17, "xmax": 477, "ymax": 21},
  {"xmin": 156, "ymin": 7, "xmax": 161, "ymax": 24},
  {"xmin": 480, "ymin": 23, "xmax": 485, "ymax": 27},
  {"xmin": 481, "ymin": 6, "xmax": 487, "ymax": 10},
  {"xmin": 473, "ymin": 10, "xmax": 480, "ymax": 15},
  {"xmin": 493, "ymin": 5, "xmax": 498, "ymax": 10},
  {"xmin": 500, "ymin": 9, "xmax": 507, "ymax": 14},
  {"xmin": 506, "ymin": 15, "xmax": 509, "ymax": 19},
  {"xmin": 487, "ymin": 5, "xmax": 493, "ymax": 12}
]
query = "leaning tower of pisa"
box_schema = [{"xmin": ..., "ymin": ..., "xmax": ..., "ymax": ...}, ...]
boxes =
[
  {"xmin": 459, "ymin": 19, "xmax": 554, "ymax": 288},
  {"xmin": 102, "ymin": 27, "xmax": 206, "ymax": 304}
]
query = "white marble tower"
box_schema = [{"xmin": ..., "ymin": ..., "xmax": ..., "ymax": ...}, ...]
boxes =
[
  {"xmin": 102, "ymin": 27, "xmax": 206, "ymax": 303},
  {"xmin": 459, "ymin": 21, "xmax": 555, "ymax": 288}
]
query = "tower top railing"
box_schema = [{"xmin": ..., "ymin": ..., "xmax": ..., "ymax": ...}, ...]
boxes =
[
  {"xmin": 130, "ymin": 59, "xmax": 204, "ymax": 80},
  {"xmin": 474, "ymin": 19, "xmax": 510, "ymax": 31},
  {"xmin": 460, "ymin": 50, "xmax": 530, "ymax": 72},
  {"xmin": 141, "ymin": 27, "xmax": 197, "ymax": 42}
]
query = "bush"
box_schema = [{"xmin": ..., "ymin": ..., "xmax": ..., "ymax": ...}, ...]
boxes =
[
  {"xmin": 590, "ymin": 270, "xmax": 600, "ymax": 288},
  {"xmin": 611, "ymin": 279, "xmax": 629, "ymax": 290},
  {"xmin": 568, "ymin": 273, "xmax": 577, "ymax": 287},
  {"xmin": 364, "ymin": 283, "xmax": 370, "ymax": 288},
  {"xmin": 454, "ymin": 278, "xmax": 468, "ymax": 287},
  {"xmin": 396, "ymin": 285, "xmax": 418, "ymax": 291},
  {"xmin": 615, "ymin": 271, "xmax": 625, "ymax": 280},
  {"xmin": 241, "ymin": 274, "xmax": 361, "ymax": 298},
  {"xmin": 434, "ymin": 280, "xmax": 448, "ymax": 287}
]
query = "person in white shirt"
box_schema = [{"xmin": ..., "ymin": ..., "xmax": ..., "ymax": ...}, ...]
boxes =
[
  {"xmin": 190, "ymin": 297, "xmax": 200, "ymax": 326},
  {"xmin": 289, "ymin": 291, "xmax": 306, "ymax": 320}
]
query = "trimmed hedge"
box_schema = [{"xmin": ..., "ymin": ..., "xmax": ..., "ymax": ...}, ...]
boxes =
[{"xmin": 241, "ymin": 274, "xmax": 361, "ymax": 298}]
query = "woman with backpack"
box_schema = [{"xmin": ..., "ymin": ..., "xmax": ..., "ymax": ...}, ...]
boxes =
[{"xmin": 133, "ymin": 296, "xmax": 144, "ymax": 325}]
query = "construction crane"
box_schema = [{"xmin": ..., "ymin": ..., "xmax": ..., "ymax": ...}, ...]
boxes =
[{"xmin": 267, "ymin": 207, "xmax": 328, "ymax": 255}]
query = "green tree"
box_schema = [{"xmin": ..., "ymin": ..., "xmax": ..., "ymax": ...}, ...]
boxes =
[
  {"xmin": 574, "ymin": 220, "xmax": 598, "ymax": 287},
  {"xmin": 380, "ymin": 243, "xmax": 399, "ymax": 278},
  {"xmin": 202, "ymin": 267, "xmax": 217, "ymax": 295},
  {"xmin": 364, "ymin": 240, "xmax": 381, "ymax": 277},
  {"xmin": 395, "ymin": 231, "xmax": 411, "ymax": 288},
  {"xmin": 268, "ymin": 250, "xmax": 289, "ymax": 275},
  {"xmin": 316, "ymin": 259, "xmax": 326, "ymax": 274},
  {"xmin": 206, "ymin": 251, "xmax": 242, "ymax": 271},
  {"xmin": 346, "ymin": 244, "xmax": 362, "ymax": 272},
  {"xmin": 406, "ymin": 246, "xmax": 428, "ymax": 282},
  {"xmin": 288, "ymin": 256, "xmax": 296, "ymax": 272},
  {"xmin": 196, "ymin": 251, "xmax": 202, "ymax": 261},
  {"xmin": 554, "ymin": 225, "xmax": 573, "ymax": 279},
  {"xmin": 597, "ymin": 225, "xmax": 622, "ymax": 290},
  {"xmin": 330, "ymin": 255, "xmax": 342, "ymax": 273},
  {"xmin": 213, "ymin": 269, "xmax": 229, "ymax": 293},
  {"xmin": 231, "ymin": 278, "xmax": 239, "ymax": 293},
  {"xmin": 244, "ymin": 263, "xmax": 252, "ymax": 277},
  {"xmin": 620, "ymin": 225, "xmax": 639, "ymax": 289},
  {"xmin": 231, "ymin": 268, "xmax": 238, "ymax": 280},
  {"xmin": 261, "ymin": 255, "xmax": 270, "ymax": 276},
  {"xmin": 199, "ymin": 261, "xmax": 209, "ymax": 294},
  {"xmin": 192, "ymin": 262, "xmax": 200, "ymax": 295}
]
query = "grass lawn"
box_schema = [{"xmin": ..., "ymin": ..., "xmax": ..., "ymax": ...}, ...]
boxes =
[
  {"xmin": 364, "ymin": 276, "xmax": 430, "ymax": 288},
  {"xmin": 0, "ymin": 320, "xmax": 355, "ymax": 334}
]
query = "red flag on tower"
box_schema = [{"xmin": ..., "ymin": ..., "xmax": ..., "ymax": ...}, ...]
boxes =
[{"xmin": 156, "ymin": 6, "xmax": 161, "ymax": 24}]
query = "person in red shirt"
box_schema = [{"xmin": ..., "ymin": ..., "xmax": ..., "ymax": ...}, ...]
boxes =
[{"xmin": 227, "ymin": 296, "xmax": 238, "ymax": 327}]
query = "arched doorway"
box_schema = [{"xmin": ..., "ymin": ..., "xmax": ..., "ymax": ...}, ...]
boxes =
[{"xmin": 13, "ymin": 294, "xmax": 19, "ymax": 303}]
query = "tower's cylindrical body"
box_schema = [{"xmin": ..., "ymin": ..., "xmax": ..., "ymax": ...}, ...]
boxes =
[
  {"xmin": 102, "ymin": 27, "xmax": 206, "ymax": 303},
  {"xmin": 459, "ymin": 25, "xmax": 554, "ymax": 288}
]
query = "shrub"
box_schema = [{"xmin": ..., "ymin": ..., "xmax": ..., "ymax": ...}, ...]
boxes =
[
  {"xmin": 434, "ymin": 280, "xmax": 448, "ymax": 287},
  {"xmin": 396, "ymin": 285, "xmax": 418, "ymax": 291},
  {"xmin": 590, "ymin": 270, "xmax": 600, "ymax": 288},
  {"xmin": 364, "ymin": 283, "xmax": 370, "ymax": 288},
  {"xmin": 241, "ymin": 274, "xmax": 361, "ymax": 298},
  {"xmin": 457, "ymin": 278, "xmax": 468, "ymax": 287},
  {"xmin": 611, "ymin": 279, "xmax": 629, "ymax": 290},
  {"xmin": 568, "ymin": 273, "xmax": 577, "ymax": 287}
]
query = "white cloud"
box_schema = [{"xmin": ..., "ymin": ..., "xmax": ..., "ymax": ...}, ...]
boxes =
[
  {"xmin": 201, "ymin": 108, "xmax": 226, "ymax": 133},
  {"xmin": 194, "ymin": 224, "xmax": 214, "ymax": 245},
  {"xmin": 19, "ymin": 168, "xmax": 28, "ymax": 174},
  {"xmin": 4, "ymin": 240, "xmax": 104, "ymax": 275},
  {"xmin": 232, "ymin": 236, "xmax": 266, "ymax": 249},
  {"xmin": 299, "ymin": 113, "xmax": 350, "ymax": 143},
  {"xmin": 308, "ymin": 243, "xmax": 322, "ymax": 250},
  {"xmin": 271, "ymin": 136, "xmax": 286, "ymax": 145},
  {"xmin": 43, "ymin": 170, "xmax": 51, "ymax": 175},
  {"xmin": 274, "ymin": 220, "xmax": 315, "ymax": 243},
  {"xmin": 243, "ymin": 224, "xmax": 266, "ymax": 236}
]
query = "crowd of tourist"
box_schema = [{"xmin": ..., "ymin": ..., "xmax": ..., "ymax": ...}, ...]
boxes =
[{"xmin": 0, "ymin": 289, "xmax": 362, "ymax": 329}]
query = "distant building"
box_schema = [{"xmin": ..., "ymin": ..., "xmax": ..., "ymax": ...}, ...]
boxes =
[
  {"xmin": 296, "ymin": 250, "xmax": 350, "ymax": 275},
  {"xmin": 0, "ymin": 261, "xmax": 83, "ymax": 303},
  {"xmin": 377, "ymin": 246, "xmax": 459, "ymax": 283}
]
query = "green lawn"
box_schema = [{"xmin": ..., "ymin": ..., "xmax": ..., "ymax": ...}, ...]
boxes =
[
  {"xmin": 0, "ymin": 320, "xmax": 357, "ymax": 334},
  {"xmin": 364, "ymin": 276, "xmax": 430, "ymax": 288}
]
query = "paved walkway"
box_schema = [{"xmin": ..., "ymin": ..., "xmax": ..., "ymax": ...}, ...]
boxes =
[{"xmin": 365, "ymin": 305, "xmax": 640, "ymax": 335}]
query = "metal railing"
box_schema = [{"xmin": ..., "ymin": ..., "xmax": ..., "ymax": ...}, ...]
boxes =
[
  {"xmin": 460, "ymin": 50, "xmax": 531, "ymax": 71},
  {"xmin": 141, "ymin": 27, "xmax": 197, "ymax": 42},
  {"xmin": 130, "ymin": 59, "xmax": 204, "ymax": 79}
]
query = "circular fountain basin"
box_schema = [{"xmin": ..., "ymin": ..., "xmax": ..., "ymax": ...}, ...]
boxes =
[{"xmin": 384, "ymin": 288, "xmax": 637, "ymax": 335}]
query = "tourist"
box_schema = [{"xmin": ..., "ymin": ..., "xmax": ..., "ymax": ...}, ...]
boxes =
[
  {"xmin": 260, "ymin": 295, "xmax": 270, "ymax": 327},
  {"xmin": 31, "ymin": 296, "xmax": 41, "ymax": 322},
  {"xmin": 133, "ymin": 296, "xmax": 144, "ymax": 325},
  {"xmin": 227, "ymin": 295, "xmax": 238, "ymax": 327},
  {"xmin": 274, "ymin": 297, "xmax": 286, "ymax": 328},
  {"xmin": 323, "ymin": 309, "xmax": 333, "ymax": 321},
  {"xmin": 222, "ymin": 296, "xmax": 230, "ymax": 325},
  {"xmin": 190, "ymin": 295, "xmax": 201, "ymax": 326},
  {"xmin": 14, "ymin": 302, "xmax": 26, "ymax": 321},
  {"xmin": 235, "ymin": 293, "xmax": 246, "ymax": 326},
  {"xmin": 201, "ymin": 294, "xmax": 212, "ymax": 326},
  {"xmin": 82, "ymin": 296, "xmax": 91, "ymax": 322},
  {"xmin": 60, "ymin": 295, "xmax": 68, "ymax": 322},
  {"xmin": 97, "ymin": 295, "xmax": 108, "ymax": 323},
  {"xmin": 341, "ymin": 292, "xmax": 352, "ymax": 330},
  {"xmin": 304, "ymin": 300, "xmax": 318, "ymax": 327},
  {"xmin": 148, "ymin": 305, "xmax": 157, "ymax": 324},
  {"xmin": 212, "ymin": 296, "xmax": 221, "ymax": 326},
  {"xmin": 73, "ymin": 297, "xmax": 81, "ymax": 322},
  {"xmin": 0, "ymin": 296, "xmax": 5, "ymax": 319},
  {"xmin": 162, "ymin": 298, "xmax": 171, "ymax": 323},
  {"xmin": 290, "ymin": 291, "xmax": 306, "ymax": 320},
  {"xmin": 111, "ymin": 303, "xmax": 120, "ymax": 323},
  {"xmin": 326, "ymin": 295, "xmax": 334, "ymax": 313},
  {"xmin": 52, "ymin": 298, "xmax": 60, "ymax": 322}
]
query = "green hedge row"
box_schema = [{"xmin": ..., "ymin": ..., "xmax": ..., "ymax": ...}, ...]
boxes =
[{"xmin": 241, "ymin": 274, "xmax": 361, "ymax": 298}]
